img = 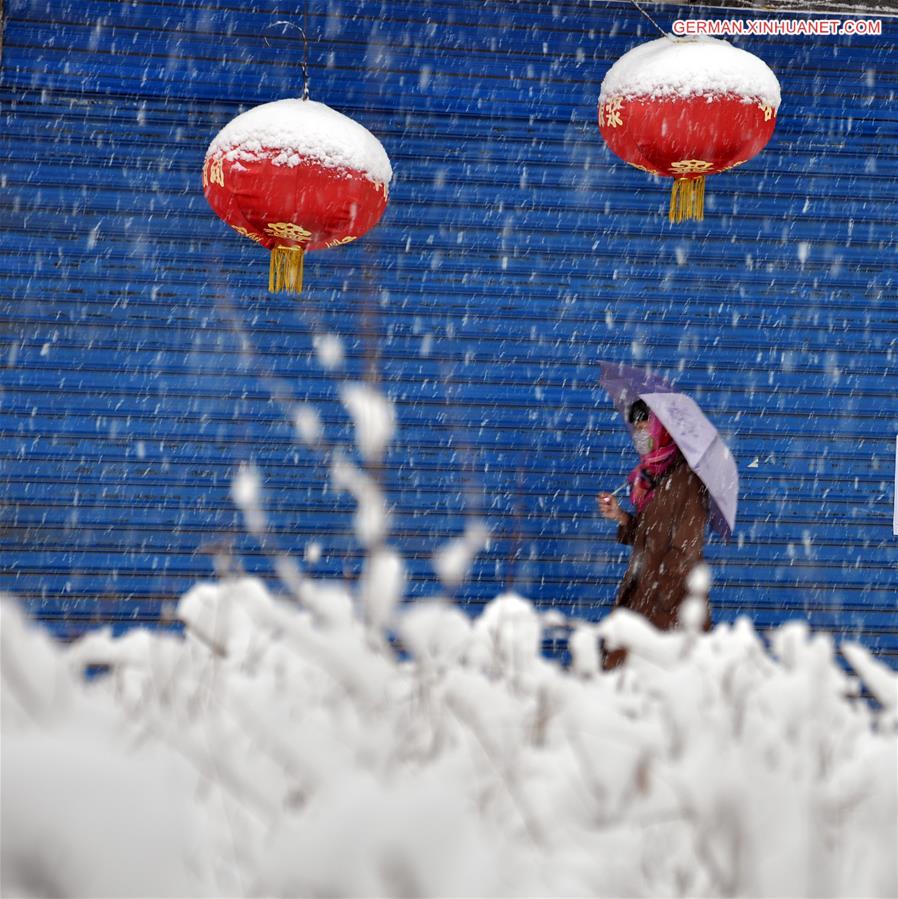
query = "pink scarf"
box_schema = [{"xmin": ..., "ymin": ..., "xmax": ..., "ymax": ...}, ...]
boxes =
[{"xmin": 627, "ymin": 413, "xmax": 680, "ymax": 514}]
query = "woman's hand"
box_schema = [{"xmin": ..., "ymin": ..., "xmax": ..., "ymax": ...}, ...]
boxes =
[{"xmin": 598, "ymin": 493, "xmax": 628, "ymax": 525}]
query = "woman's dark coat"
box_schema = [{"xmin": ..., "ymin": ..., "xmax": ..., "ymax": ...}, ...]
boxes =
[{"xmin": 604, "ymin": 455, "xmax": 710, "ymax": 669}]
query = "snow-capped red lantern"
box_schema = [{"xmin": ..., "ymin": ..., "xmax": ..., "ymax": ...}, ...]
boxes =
[
  {"xmin": 598, "ymin": 37, "xmax": 780, "ymax": 222},
  {"xmin": 203, "ymin": 99, "xmax": 392, "ymax": 294}
]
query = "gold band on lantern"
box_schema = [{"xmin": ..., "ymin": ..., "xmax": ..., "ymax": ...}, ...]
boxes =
[
  {"xmin": 669, "ymin": 177, "xmax": 706, "ymax": 223},
  {"xmin": 269, "ymin": 246, "xmax": 305, "ymax": 294}
]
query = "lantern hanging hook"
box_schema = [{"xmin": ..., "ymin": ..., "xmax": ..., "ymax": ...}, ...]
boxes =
[
  {"xmin": 628, "ymin": 0, "xmax": 675, "ymax": 42},
  {"xmin": 264, "ymin": 18, "xmax": 311, "ymax": 100}
]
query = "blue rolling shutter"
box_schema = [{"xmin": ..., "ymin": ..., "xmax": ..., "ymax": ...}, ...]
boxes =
[{"xmin": 1, "ymin": 0, "xmax": 896, "ymax": 662}]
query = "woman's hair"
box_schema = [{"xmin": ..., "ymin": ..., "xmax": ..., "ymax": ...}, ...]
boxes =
[{"xmin": 628, "ymin": 399, "xmax": 651, "ymax": 424}]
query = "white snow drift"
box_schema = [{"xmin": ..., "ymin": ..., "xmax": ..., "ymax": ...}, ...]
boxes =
[{"xmin": 2, "ymin": 577, "xmax": 895, "ymax": 898}]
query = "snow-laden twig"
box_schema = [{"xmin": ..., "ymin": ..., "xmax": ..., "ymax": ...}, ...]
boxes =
[{"xmin": 841, "ymin": 641, "xmax": 898, "ymax": 712}]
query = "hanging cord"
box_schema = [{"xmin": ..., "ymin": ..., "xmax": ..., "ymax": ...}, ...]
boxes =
[
  {"xmin": 628, "ymin": 0, "xmax": 673, "ymax": 40},
  {"xmin": 264, "ymin": 17, "xmax": 311, "ymax": 100}
]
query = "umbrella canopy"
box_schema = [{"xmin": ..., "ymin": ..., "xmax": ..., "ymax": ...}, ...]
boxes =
[
  {"xmin": 598, "ymin": 362, "xmax": 738, "ymax": 538},
  {"xmin": 598, "ymin": 361, "xmax": 676, "ymax": 434}
]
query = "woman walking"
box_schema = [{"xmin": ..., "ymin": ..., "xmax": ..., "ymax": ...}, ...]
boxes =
[{"xmin": 598, "ymin": 399, "xmax": 710, "ymax": 669}]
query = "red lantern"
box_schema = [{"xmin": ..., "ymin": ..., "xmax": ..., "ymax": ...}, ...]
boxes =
[
  {"xmin": 598, "ymin": 37, "xmax": 779, "ymax": 222},
  {"xmin": 204, "ymin": 99, "xmax": 392, "ymax": 293}
]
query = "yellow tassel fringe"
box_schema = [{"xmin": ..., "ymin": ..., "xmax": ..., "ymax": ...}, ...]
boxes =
[
  {"xmin": 669, "ymin": 176, "xmax": 706, "ymax": 223},
  {"xmin": 269, "ymin": 246, "xmax": 305, "ymax": 295}
]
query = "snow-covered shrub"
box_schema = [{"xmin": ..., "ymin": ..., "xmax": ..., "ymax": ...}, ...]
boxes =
[{"xmin": 2, "ymin": 577, "xmax": 896, "ymax": 898}]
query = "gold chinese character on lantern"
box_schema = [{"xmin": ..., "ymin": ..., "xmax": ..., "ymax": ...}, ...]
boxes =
[
  {"xmin": 203, "ymin": 156, "xmax": 224, "ymax": 189},
  {"xmin": 265, "ymin": 222, "xmax": 312, "ymax": 242},
  {"xmin": 670, "ymin": 159, "xmax": 714, "ymax": 175},
  {"xmin": 601, "ymin": 97, "xmax": 624, "ymax": 128},
  {"xmin": 326, "ymin": 235, "xmax": 357, "ymax": 249},
  {"xmin": 231, "ymin": 224, "xmax": 264, "ymax": 244},
  {"xmin": 758, "ymin": 103, "xmax": 775, "ymax": 122}
]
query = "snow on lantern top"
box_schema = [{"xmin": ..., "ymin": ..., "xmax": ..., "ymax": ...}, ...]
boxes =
[
  {"xmin": 206, "ymin": 98, "xmax": 393, "ymax": 186},
  {"xmin": 599, "ymin": 36, "xmax": 781, "ymax": 109}
]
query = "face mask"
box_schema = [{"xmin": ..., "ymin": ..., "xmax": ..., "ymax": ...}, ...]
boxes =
[{"xmin": 633, "ymin": 430, "xmax": 654, "ymax": 456}]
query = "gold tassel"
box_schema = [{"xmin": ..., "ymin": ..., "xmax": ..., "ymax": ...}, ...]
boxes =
[
  {"xmin": 668, "ymin": 176, "xmax": 706, "ymax": 223},
  {"xmin": 268, "ymin": 246, "xmax": 305, "ymax": 295}
]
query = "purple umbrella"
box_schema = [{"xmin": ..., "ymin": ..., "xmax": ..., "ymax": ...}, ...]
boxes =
[{"xmin": 598, "ymin": 361, "xmax": 738, "ymax": 538}]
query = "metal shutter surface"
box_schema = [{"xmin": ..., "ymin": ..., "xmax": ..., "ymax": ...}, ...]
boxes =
[{"xmin": 1, "ymin": 0, "xmax": 896, "ymax": 661}]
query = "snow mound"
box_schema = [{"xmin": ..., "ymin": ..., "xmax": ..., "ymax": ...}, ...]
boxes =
[
  {"xmin": 3, "ymin": 583, "xmax": 896, "ymax": 898},
  {"xmin": 600, "ymin": 36, "xmax": 781, "ymax": 108},
  {"xmin": 206, "ymin": 98, "xmax": 393, "ymax": 185}
]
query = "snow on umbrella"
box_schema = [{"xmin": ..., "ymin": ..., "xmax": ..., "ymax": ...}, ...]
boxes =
[
  {"xmin": 598, "ymin": 36, "xmax": 780, "ymax": 223},
  {"xmin": 598, "ymin": 361, "xmax": 738, "ymax": 538},
  {"xmin": 203, "ymin": 99, "xmax": 392, "ymax": 295}
]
